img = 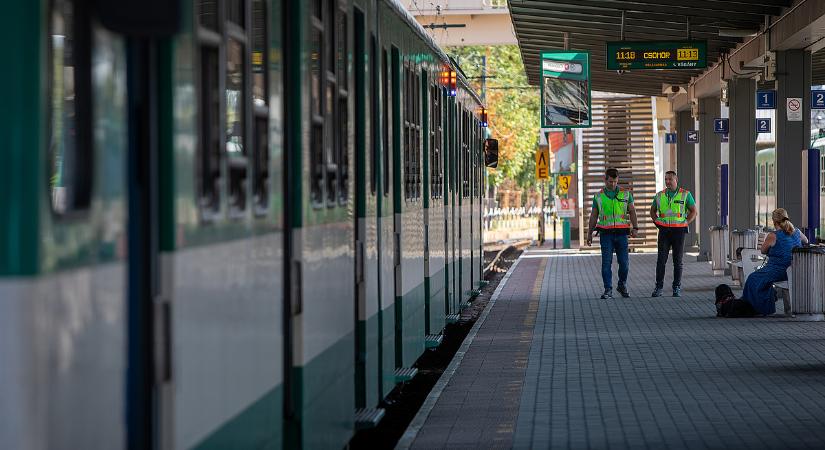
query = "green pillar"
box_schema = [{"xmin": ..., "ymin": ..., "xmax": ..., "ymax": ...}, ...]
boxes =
[{"xmin": 562, "ymin": 218, "xmax": 571, "ymax": 249}]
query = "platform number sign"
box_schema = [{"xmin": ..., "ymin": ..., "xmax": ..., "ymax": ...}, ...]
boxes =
[
  {"xmin": 756, "ymin": 90, "xmax": 776, "ymax": 109},
  {"xmin": 756, "ymin": 118, "xmax": 771, "ymax": 133},
  {"xmin": 686, "ymin": 130, "xmax": 699, "ymax": 143},
  {"xmin": 713, "ymin": 118, "xmax": 729, "ymax": 134},
  {"xmin": 665, "ymin": 133, "xmax": 677, "ymax": 144},
  {"xmin": 812, "ymin": 90, "xmax": 825, "ymax": 109}
]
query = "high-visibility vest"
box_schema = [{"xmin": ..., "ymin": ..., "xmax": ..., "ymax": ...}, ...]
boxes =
[
  {"xmin": 595, "ymin": 189, "xmax": 631, "ymax": 229},
  {"xmin": 654, "ymin": 188, "xmax": 689, "ymax": 227}
]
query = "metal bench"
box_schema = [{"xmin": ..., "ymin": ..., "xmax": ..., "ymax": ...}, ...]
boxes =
[{"xmin": 772, "ymin": 266, "xmax": 793, "ymax": 317}]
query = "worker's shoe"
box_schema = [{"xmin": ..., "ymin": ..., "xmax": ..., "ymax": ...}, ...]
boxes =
[
  {"xmin": 651, "ymin": 287, "xmax": 663, "ymax": 297},
  {"xmin": 600, "ymin": 288, "xmax": 614, "ymax": 300},
  {"xmin": 673, "ymin": 286, "xmax": 682, "ymax": 297},
  {"xmin": 616, "ymin": 285, "xmax": 630, "ymax": 298}
]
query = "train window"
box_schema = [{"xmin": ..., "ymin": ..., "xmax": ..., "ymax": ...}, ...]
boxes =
[
  {"xmin": 199, "ymin": 45, "xmax": 222, "ymax": 215},
  {"xmin": 227, "ymin": 0, "xmax": 244, "ymax": 26},
  {"xmin": 251, "ymin": 0, "xmax": 268, "ymax": 212},
  {"xmin": 226, "ymin": 38, "xmax": 247, "ymax": 214},
  {"xmin": 336, "ymin": 8, "xmax": 349, "ymax": 204},
  {"xmin": 403, "ymin": 69, "xmax": 409, "ymax": 199},
  {"xmin": 818, "ymin": 154, "xmax": 825, "ymax": 193},
  {"xmin": 415, "ymin": 73, "xmax": 421, "ymax": 199},
  {"xmin": 196, "ymin": 0, "xmax": 265, "ymax": 219},
  {"xmin": 309, "ymin": 3, "xmax": 324, "ymax": 204},
  {"xmin": 49, "ymin": 0, "xmax": 92, "ymax": 215},
  {"xmin": 462, "ymin": 110, "xmax": 470, "ymax": 198},
  {"xmin": 307, "ymin": 0, "xmax": 348, "ymax": 207},
  {"xmin": 767, "ymin": 163, "xmax": 775, "ymax": 195},
  {"xmin": 758, "ymin": 164, "xmax": 765, "ymax": 195},
  {"xmin": 404, "ymin": 67, "xmax": 420, "ymax": 201},
  {"xmin": 430, "ymin": 84, "xmax": 442, "ymax": 200},
  {"xmin": 369, "ymin": 34, "xmax": 378, "ymax": 195},
  {"xmin": 198, "ymin": 0, "xmax": 219, "ymax": 30},
  {"xmin": 382, "ymin": 48, "xmax": 390, "ymax": 197}
]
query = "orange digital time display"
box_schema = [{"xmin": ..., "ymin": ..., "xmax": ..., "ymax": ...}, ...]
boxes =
[{"xmin": 606, "ymin": 41, "xmax": 707, "ymax": 70}]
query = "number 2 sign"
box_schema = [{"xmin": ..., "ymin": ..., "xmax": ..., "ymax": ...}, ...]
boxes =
[{"xmin": 812, "ymin": 90, "xmax": 825, "ymax": 110}]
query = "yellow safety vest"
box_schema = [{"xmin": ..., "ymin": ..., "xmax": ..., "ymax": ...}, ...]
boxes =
[
  {"xmin": 654, "ymin": 188, "xmax": 689, "ymax": 227},
  {"xmin": 595, "ymin": 189, "xmax": 631, "ymax": 229}
]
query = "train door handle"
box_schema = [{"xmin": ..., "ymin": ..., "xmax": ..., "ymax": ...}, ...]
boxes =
[
  {"xmin": 424, "ymin": 225, "xmax": 429, "ymax": 254},
  {"xmin": 355, "ymin": 240, "xmax": 365, "ymax": 285},
  {"xmin": 153, "ymin": 298, "xmax": 172, "ymax": 383},
  {"xmin": 292, "ymin": 260, "xmax": 303, "ymax": 316},
  {"xmin": 394, "ymin": 232, "xmax": 400, "ymax": 267}
]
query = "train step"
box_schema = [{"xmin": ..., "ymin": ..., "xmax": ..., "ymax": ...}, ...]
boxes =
[
  {"xmin": 425, "ymin": 334, "xmax": 443, "ymax": 348},
  {"xmin": 394, "ymin": 367, "xmax": 418, "ymax": 383},
  {"xmin": 354, "ymin": 407, "xmax": 386, "ymax": 430},
  {"xmin": 446, "ymin": 313, "xmax": 460, "ymax": 324}
]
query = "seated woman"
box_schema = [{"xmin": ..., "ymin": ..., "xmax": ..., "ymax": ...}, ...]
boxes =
[{"xmin": 742, "ymin": 208, "xmax": 808, "ymax": 316}]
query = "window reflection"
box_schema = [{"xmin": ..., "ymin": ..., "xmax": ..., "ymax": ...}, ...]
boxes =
[
  {"xmin": 226, "ymin": 38, "xmax": 246, "ymax": 212},
  {"xmin": 49, "ymin": 0, "xmax": 75, "ymax": 214}
]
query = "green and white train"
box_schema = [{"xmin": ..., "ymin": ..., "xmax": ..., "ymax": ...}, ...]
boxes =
[
  {"xmin": 756, "ymin": 134, "xmax": 825, "ymax": 239},
  {"xmin": 0, "ymin": 0, "xmax": 491, "ymax": 448}
]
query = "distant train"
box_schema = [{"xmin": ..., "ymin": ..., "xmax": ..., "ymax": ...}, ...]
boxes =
[
  {"xmin": 755, "ymin": 133, "xmax": 825, "ymax": 239},
  {"xmin": 1, "ymin": 0, "xmax": 493, "ymax": 449}
]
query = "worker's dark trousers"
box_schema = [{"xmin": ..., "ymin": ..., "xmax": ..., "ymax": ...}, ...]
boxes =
[{"xmin": 655, "ymin": 227, "xmax": 687, "ymax": 289}]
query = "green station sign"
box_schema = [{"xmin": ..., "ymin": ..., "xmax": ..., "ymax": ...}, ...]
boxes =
[
  {"xmin": 606, "ymin": 41, "xmax": 707, "ymax": 70},
  {"xmin": 540, "ymin": 51, "xmax": 591, "ymax": 129}
]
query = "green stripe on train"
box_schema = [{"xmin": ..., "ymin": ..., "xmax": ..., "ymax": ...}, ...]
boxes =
[{"xmin": 193, "ymin": 385, "xmax": 283, "ymax": 450}]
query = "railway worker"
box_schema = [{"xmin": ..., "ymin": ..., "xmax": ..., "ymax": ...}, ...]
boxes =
[
  {"xmin": 586, "ymin": 168, "xmax": 640, "ymax": 299},
  {"xmin": 649, "ymin": 170, "xmax": 697, "ymax": 298}
]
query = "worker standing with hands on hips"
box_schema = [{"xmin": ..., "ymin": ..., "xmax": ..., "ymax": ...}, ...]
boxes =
[
  {"xmin": 649, "ymin": 170, "xmax": 697, "ymax": 298},
  {"xmin": 586, "ymin": 168, "xmax": 640, "ymax": 299}
]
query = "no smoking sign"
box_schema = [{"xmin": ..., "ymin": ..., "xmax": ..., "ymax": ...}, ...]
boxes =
[{"xmin": 787, "ymin": 97, "xmax": 803, "ymax": 121}]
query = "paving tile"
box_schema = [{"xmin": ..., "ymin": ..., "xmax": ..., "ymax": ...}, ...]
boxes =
[{"xmin": 410, "ymin": 247, "xmax": 825, "ymax": 449}]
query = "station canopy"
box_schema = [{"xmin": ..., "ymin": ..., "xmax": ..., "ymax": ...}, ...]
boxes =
[{"xmin": 510, "ymin": 0, "xmax": 796, "ymax": 96}]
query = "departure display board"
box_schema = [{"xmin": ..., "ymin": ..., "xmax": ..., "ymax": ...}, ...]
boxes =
[{"xmin": 606, "ymin": 41, "xmax": 707, "ymax": 70}]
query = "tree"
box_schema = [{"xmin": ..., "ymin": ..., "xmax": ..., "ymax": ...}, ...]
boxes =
[{"xmin": 449, "ymin": 45, "xmax": 539, "ymax": 190}]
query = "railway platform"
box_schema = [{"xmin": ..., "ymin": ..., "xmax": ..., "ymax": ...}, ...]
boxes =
[{"xmin": 399, "ymin": 244, "xmax": 825, "ymax": 449}]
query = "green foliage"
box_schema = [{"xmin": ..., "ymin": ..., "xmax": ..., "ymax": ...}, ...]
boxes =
[{"xmin": 449, "ymin": 45, "xmax": 539, "ymax": 189}]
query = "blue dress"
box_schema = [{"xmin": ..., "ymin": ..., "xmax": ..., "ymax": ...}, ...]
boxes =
[{"xmin": 742, "ymin": 229, "xmax": 802, "ymax": 315}]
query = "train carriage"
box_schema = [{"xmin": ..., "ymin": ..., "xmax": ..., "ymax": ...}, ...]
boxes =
[
  {"xmin": 1, "ymin": 3, "xmax": 130, "ymax": 447},
  {"xmin": 424, "ymin": 67, "xmax": 447, "ymax": 343},
  {"xmin": 0, "ymin": 0, "xmax": 488, "ymax": 448}
]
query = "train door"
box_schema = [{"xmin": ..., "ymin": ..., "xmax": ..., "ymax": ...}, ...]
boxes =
[
  {"xmin": 394, "ymin": 56, "xmax": 426, "ymax": 371},
  {"xmin": 163, "ymin": 0, "xmax": 285, "ymax": 448},
  {"xmin": 352, "ymin": 3, "xmax": 383, "ymax": 416},
  {"xmin": 126, "ymin": 33, "xmax": 166, "ymax": 450},
  {"xmin": 447, "ymin": 96, "xmax": 459, "ymax": 316},
  {"xmin": 424, "ymin": 79, "xmax": 447, "ymax": 340},
  {"xmin": 2, "ymin": 3, "xmax": 131, "ymax": 448},
  {"xmin": 286, "ymin": 0, "xmax": 355, "ymax": 447}
]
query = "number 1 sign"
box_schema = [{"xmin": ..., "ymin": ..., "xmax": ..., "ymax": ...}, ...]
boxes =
[{"xmin": 756, "ymin": 90, "xmax": 776, "ymax": 109}]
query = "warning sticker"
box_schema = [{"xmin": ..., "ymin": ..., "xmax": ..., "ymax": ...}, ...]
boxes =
[{"xmin": 787, "ymin": 97, "xmax": 803, "ymax": 121}]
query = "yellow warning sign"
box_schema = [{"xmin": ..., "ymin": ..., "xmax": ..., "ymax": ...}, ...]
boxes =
[
  {"xmin": 557, "ymin": 175, "xmax": 571, "ymax": 194},
  {"xmin": 535, "ymin": 148, "xmax": 550, "ymax": 180}
]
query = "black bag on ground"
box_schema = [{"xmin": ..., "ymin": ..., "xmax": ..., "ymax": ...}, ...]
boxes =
[{"xmin": 715, "ymin": 284, "xmax": 757, "ymax": 318}]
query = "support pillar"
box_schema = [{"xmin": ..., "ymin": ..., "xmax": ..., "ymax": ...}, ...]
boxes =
[
  {"xmin": 676, "ymin": 110, "xmax": 698, "ymax": 247},
  {"xmin": 728, "ymin": 78, "xmax": 756, "ymax": 232},
  {"xmin": 776, "ymin": 49, "xmax": 812, "ymax": 222},
  {"xmin": 697, "ymin": 97, "xmax": 721, "ymax": 261}
]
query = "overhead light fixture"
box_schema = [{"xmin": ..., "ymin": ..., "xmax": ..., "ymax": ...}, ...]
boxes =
[{"xmin": 718, "ymin": 29, "xmax": 759, "ymax": 38}]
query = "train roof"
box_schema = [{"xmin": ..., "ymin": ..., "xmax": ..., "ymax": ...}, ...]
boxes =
[{"xmin": 384, "ymin": 0, "xmax": 484, "ymax": 107}]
